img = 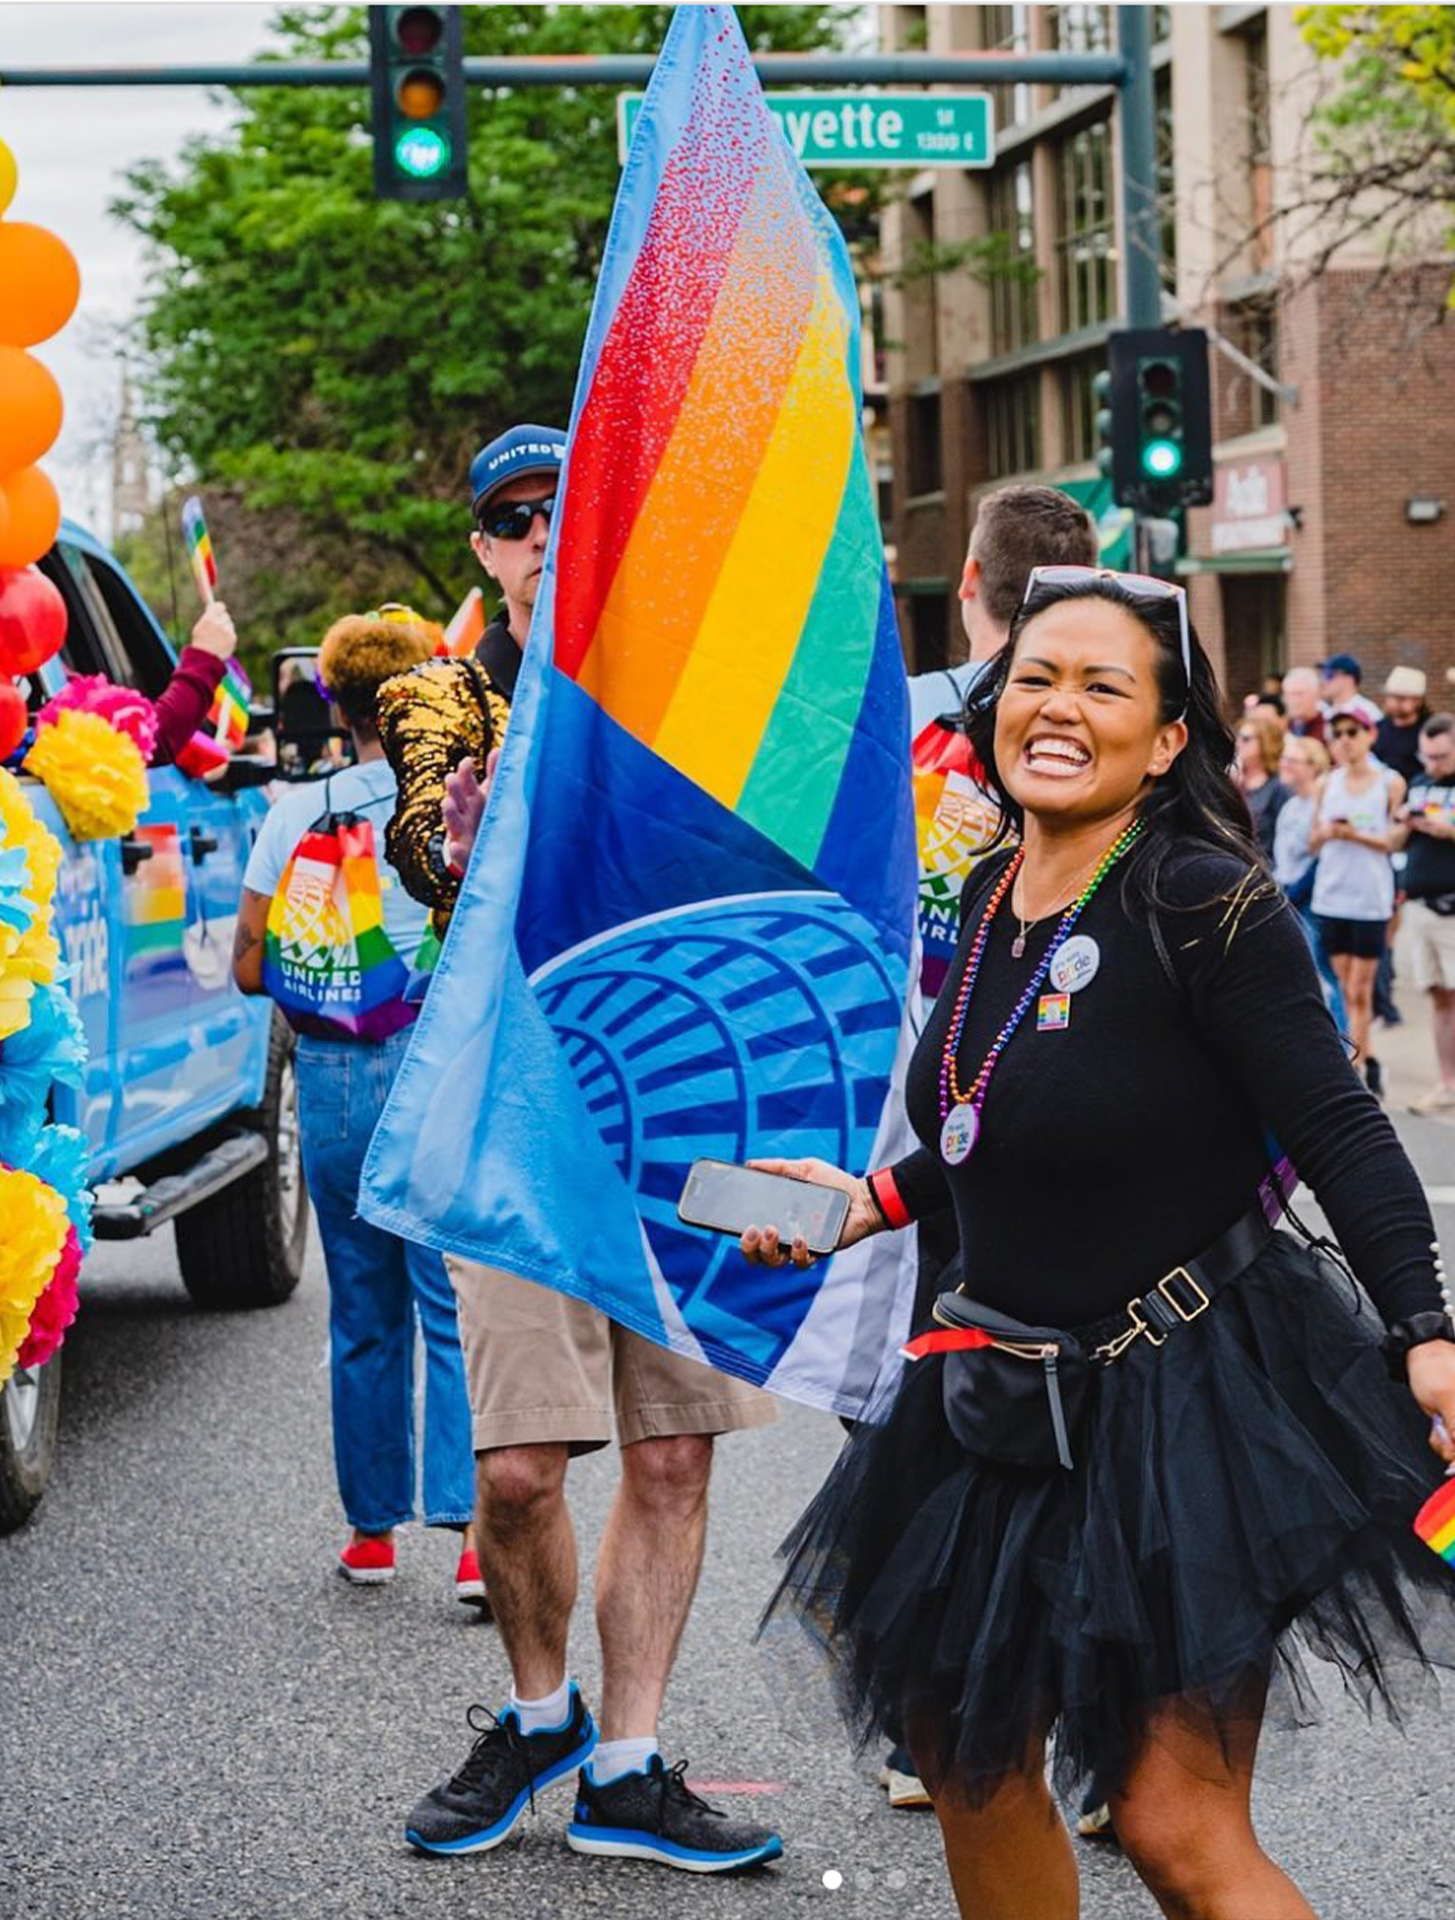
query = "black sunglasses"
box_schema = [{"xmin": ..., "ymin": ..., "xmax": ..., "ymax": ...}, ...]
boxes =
[{"xmin": 478, "ymin": 493, "xmax": 556, "ymax": 541}]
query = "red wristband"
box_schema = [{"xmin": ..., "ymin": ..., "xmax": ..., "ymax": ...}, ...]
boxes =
[{"xmin": 868, "ymin": 1167, "xmax": 911, "ymax": 1231}]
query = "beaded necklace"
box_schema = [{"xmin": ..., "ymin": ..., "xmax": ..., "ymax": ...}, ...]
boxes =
[{"xmin": 937, "ymin": 818, "xmax": 1144, "ymax": 1165}]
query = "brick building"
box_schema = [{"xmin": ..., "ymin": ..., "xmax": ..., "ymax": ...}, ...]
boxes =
[{"xmin": 879, "ymin": 3, "xmax": 1455, "ymax": 704}]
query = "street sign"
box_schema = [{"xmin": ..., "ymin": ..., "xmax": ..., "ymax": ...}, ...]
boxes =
[{"xmin": 616, "ymin": 91, "xmax": 994, "ymax": 169}]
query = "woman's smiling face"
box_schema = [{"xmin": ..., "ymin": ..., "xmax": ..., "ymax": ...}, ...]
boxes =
[{"xmin": 994, "ymin": 595, "xmax": 1187, "ymax": 826}]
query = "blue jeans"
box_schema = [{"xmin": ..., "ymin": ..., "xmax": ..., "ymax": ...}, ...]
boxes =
[
  {"xmin": 296, "ymin": 1028, "xmax": 475, "ymax": 1532},
  {"xmin": 1297, "ymin": 906, "xmax": 1348, "ymax": 1035}
]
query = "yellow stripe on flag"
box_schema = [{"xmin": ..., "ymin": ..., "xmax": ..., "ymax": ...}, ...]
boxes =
[{"xmin": 650, "ymin": 277, "xmax": 853, "ymax": 808}]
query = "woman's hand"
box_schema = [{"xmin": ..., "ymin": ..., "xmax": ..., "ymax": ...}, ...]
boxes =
[
  {"xmin": 1406, "ymin": 1339, "xmax": 1455, "ymax": 1468},
  {"xmin": 737, "ymin": 1157, "xmax": 884, "ymax": 1271},
  {"xmin": 442, "ymin": 746, "xmax": 500, "ymax": 876},
  {"xmin": 190, "ymin": 600, "xmax": 237, "ymax": 660}
]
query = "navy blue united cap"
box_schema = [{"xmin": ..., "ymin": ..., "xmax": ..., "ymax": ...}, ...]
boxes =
[
  {"xmin": 469, "ymin": 425, "xmax": 568, "ymax": 517},
  {"xmin": 1318, "ymin": 652, "xmax": 1363, "ymax": 682}
]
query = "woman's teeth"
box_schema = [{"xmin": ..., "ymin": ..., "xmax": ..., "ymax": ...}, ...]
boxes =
[{"xmin": 1025, "ymin": 739, "xmax": 1090, "ymax": 778}]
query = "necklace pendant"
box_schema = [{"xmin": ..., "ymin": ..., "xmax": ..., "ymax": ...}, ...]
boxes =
[
  {"xmin": 1011, "ymin": 933, "xmax": 1026, "ymax": 959},
  {"xmin": 940, "ymin": 1104, "xmax": 980, "ymax": 1166}
]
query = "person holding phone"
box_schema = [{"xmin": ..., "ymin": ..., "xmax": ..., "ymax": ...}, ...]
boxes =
[{"xmin": 744, "ymin": 569, "xmax": 1455, "ymax": 1920}]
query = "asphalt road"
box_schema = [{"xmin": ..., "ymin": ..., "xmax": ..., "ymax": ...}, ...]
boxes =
[{"xmin": 5, "ymin": 1111, "xmax": 1455, "ymax": 1920}]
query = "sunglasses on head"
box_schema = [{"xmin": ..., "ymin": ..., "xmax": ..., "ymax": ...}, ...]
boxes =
[
  {"xmin": 1023, "ymin": 565, "xmax": 1192, "ymax": 713},
  {"xmin": 478, "ymin": 493, "xmax": 556, "ymax": 542}
]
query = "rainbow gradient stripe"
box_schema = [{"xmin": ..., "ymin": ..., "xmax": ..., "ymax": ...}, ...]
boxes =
[
  {"xmin": 552, "ymin": 44, "xmax": 896, "ymax": 879},
  {"xmin": 1414, "ymin": 1476, "xmax": 1455, "ymax": 1564},
  {"xmin": 124, "ymin": 824, "xmax": 186, "ymax": 966}
]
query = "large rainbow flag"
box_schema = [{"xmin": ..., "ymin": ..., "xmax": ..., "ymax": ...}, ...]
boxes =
[{"xmin": 361, "ymin": 4, "xmax": 916, "ymax": 1414}]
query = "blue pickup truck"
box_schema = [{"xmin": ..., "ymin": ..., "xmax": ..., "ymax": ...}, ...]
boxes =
[{"xmin": 0, "ymin": 522, "xmax": 309, "ymax": 1529}]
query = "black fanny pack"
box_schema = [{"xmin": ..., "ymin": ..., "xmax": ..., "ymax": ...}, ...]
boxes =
[{"xmin": 921, "ymin": 1202, "xmax": 1275, "ymax": 1472}]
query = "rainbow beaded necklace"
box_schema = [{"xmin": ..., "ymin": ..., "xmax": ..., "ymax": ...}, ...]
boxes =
[{"xmin": 937, "ymin": 818, "xmax": 1145, "ymax": 1165}]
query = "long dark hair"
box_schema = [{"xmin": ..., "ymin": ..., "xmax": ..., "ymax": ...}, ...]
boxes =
[{"xmin": 963, "ymin": 576, "xmax": 1262, "ymax": 911}]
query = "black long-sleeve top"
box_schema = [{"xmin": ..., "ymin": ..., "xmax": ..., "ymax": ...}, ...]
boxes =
[{"xmin": 886, "ymin": 844, "xmax": 1440, "ymax": 1329}]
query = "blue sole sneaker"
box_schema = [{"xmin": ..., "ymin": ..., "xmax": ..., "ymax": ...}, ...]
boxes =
[
  {"xmin": 566, "ymin": 1755, "xmax": 784, "ymax": 1874},
  {"xmin": 405, "ymin": 1687, "xmax": 598, "ymax": 1856}
]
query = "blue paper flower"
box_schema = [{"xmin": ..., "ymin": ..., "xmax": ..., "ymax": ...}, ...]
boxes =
[
  {"xmin": 29, "ymin": 1122, "xmax": 94, "ymax": 1252},
  {"xmin": 0, "ymin": 842, "xmax": 36, "ymax": 945}
]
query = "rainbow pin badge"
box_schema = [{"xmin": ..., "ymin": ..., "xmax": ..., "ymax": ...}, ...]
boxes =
[
  {"xmin": 181, "ymin": 496, "xmax": 218, "ymax": 606},
  {"xmin": 1413, "ymin": 1475, "xmax": 1455, "ymax": 1566}
]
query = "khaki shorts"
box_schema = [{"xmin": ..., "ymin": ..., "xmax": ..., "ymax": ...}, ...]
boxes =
[
  {"xmin": 1405, "ymin": 898, "xmax": 1455, "ymax": 992},
  {"xmin": 445, "ymin": 1255, "xmax": 778, "ymax": 1455}
]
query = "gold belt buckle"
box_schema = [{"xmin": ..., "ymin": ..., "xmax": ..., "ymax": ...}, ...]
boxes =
[
  {"xmin": 1158, "ymin": 1266, "xmax": 1210, "ymax": 1323},
  {"xmin": 1093, "ymin": 1298, "xmax": 1159, "ymax": 1363}
]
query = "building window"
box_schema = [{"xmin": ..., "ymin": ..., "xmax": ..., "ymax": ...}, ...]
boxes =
[
  {"xmin": 1244, "ymin": 16, "xmax": 1273, "ymax": 268},
  {"xmin": 983, "ymin": 372, "xmax": 1041, "ymax": 479},
  {"xmin": 1056, "ymin": 120, "xmax": 1115, "ymax": 333},
  {"xmin": 1152, "ymin": 6, "xmax": 1172, "ymax": 42},
  {"xmin": 1051, "ymin": 4, "xmax": 1111, "ymax": 54},
  {"xmin": 1061, "ymin": 352, "xmax": 1104, "ymax": 466},
  {"xmin": 908, "ymin": 389, "xmax": 943, "ymax": 496},
  {"xmin": 987, "ymin": 161, "xmax": 1038, "ymax": 356},
  {"xmin": 1221, "ymin": 298, "xmax": 1280, "ymax": 437},
  {"xmin": 1156, "ymin": 71, "xmax": 1177, "ymax": 280},
  {"xmin": 981, "ymin": 5, "xmax": 1031, "ymax": 129}
]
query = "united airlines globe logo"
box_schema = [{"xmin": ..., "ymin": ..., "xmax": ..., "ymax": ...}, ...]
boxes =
[{"xmin": 533, "ymin": 893, "xmax": 902, "ymax": 1359}]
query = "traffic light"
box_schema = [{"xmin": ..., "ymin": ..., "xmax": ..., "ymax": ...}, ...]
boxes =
[
  {"xmin": 368, "ymin": 6, "xmax": 469, "ymax": 202},
  {"xmin": 1102, "ymin": 328, "xmax": 1213, "ymax": 514}
]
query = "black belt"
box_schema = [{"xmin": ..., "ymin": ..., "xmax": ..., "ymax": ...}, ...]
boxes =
[{"xmin": 1073, "ymin": 1203, "xmax": 1275, "ymax": 1366}]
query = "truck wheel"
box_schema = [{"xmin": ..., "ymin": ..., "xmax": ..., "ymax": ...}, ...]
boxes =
[
  {"xmin": 0, "ymin": 1353, "xmax": 62, "ymax": 1534},
  {"xmin": 176, "ymin": 1013, "xmax": 309, "ymax": 1310}
]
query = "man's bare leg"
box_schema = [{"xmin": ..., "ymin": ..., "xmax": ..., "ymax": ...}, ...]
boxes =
[{"xmin": 475, "ymin": 1442, "xmax": 576, "ymax": 1696}]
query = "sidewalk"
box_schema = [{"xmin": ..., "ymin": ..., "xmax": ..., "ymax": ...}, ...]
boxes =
[{"xmin": 1372, "ymin": 922, "xmax": 1450, "ymax": 1119}]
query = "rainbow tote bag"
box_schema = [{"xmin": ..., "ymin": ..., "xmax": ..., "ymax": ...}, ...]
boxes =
[{"xmin": 263, "ymin": 803, "xmax": 415, "ymax": 1042}]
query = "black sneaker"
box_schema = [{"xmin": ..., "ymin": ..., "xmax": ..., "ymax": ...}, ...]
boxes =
[
  {"xmin": 1366, "ymin": 1055, "xmax": 1384, "ymax": 1099},
  {"xmin": 566, "ymin": 1755, "xmax": 784, "ymax": 1873},
  {"xmin": 405, "ymin": 1686, "xmax": 597, "ymax": 1855}
]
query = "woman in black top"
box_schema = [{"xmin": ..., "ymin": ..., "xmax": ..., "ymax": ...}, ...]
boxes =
[{"xmin": 745, "ymin": 572, "xmax": 1455, "ymax": 1920}]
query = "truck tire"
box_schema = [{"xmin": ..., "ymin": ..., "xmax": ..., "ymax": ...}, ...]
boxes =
[
  {"xmin": 0, "ymin": 1353, "xmax": 62, "ymax": 1534},
  {"xmin": 175, "ymin": 1013, "xmax": 309, "ymax": 1309}
]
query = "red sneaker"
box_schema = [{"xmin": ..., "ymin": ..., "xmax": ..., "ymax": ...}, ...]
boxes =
[
  {"xmin": 338, "ymin": 1536, "xmax": 396, "ymax": 1585},
  {"xmin": 454, "ymin": 1547, "xmax": 490, "ymax": 1611}
]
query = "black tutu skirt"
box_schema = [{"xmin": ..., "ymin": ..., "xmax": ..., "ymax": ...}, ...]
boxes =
[{"xmin": 764, "ymin": 1232, "xmax": 1455, "ymax": 1804}]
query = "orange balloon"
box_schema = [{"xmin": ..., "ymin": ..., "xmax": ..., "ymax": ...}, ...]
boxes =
[
  {"xmin": 0, "ymin": 348, "xmax": 62, "ymax": 470},
  {"xmin": 0, "ymin": 466, "xmax": 61, "ymax": 569},
  {"xmin": 0, "ymin": 224, "xmax": 80, "ymax": 348}
]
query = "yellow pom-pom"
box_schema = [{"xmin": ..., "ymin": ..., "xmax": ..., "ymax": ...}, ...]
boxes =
[
  {"xmin": 23, "ymin": 708, "xmax": 150, "ymax": 842},
  {"xmin": 0, "ymin": 971, "xmax": 35, "ymax": 1043},
  {"xmin": 0, "ymin": 1166, "xmax": 69, "ymax": 1386},
  {"xmin": 0, "ymin": 766, "xmax": 63, "ymax": 1007}
]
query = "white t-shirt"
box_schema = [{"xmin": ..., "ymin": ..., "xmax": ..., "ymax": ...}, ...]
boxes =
[
  {"xmin": 244, "ymin": 759, "xmax": 429, "ymax": 969},
  {"xmin": 1310, "ymin": 765, "xmax": 1397, "ymax": 923}
]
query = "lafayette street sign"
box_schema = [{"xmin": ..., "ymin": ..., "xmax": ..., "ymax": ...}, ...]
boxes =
[{"xmin": 616, "ymin": 90, "xmax": 995, "ymax": 168}]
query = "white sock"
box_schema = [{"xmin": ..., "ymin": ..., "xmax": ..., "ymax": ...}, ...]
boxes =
[
  {"xmin": 588, "ymin": 1736, "xmax": 660, "ymax": 1785},
  {"xmin": 510, "ymin": 1678, "xmax": 573, "ymax": 1735}
]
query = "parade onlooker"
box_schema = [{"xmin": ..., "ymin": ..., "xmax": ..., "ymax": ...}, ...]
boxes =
[
  {"xmin": 399, "ymin": 430, "xmax": 783, "ymax": 1875},
  {"xmin": 1281, "ymin": 665, "xmax": 1327, "ymax": 744},
  {"xmin": 1319, "ymin": 651, "xmax": 1364, "ymax": 711},
  {"xmin": 1311, "ymin": 703, "xmax": 1406, "ymax": 1097},
  {"xmin": 1273, "ymin": 733, "xmax": 1346, "ymax": 1028},
  {"xmin": 231, "ymin": 612, "xmax": 483, "ymax": 1600},
  {"xmin": 747, "ymin": 570, "xmax": 1455, "ymax": 1920},
  {"xmin": 1233, "ymin": 711, "xmax": 1288, "ymax": 859},
  {"xmin": 1394, "ymin": 713, "xmax": 1455, "ymax": 1114},
  {"xmin": 1377, "ymin": 665, "xmax": 1430, "ymax": 783}
]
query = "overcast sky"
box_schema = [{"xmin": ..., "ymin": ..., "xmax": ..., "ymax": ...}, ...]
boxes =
[{"xmin": 0, "ymin": 2, "xmax": 282, "ymax": 539}]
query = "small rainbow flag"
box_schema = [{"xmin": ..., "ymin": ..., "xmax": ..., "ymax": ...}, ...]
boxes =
[
  {"xmin": 1414, "ymin": 1475, "xmax": 1455, "ymax": 1564},
  {"xmin": 181, "ymin": 496, "xmax": 218, "ymax": 606},
  {"xmin": 442, "ymin": 587, "xmax": 486, "ymax": 657},
  {"xmin": 362, "ymin": 4, "xmax": 916, "ymax": 1419},
  {"xmin": 208, "ymin": 658, "xmax": 252, "ymax": 751},
  {"xmin": 123, "ymin": 824, "xmax": 187, "ymax": 969}
]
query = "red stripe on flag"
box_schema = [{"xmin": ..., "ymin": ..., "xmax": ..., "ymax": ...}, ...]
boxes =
[
  {"xmin": 552, "ymin": 86, "xmax": 772, "ymax": 680},
  {"xmin": 1415, "ymin": 1476, "xmax": 1455, "ymax": 1537},
  {"xmin": 900, "ymin": 1328, "xmax": 994, "ymax": 1362}
]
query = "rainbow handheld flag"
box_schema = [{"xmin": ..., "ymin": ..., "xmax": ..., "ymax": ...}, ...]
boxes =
[
  {"xmin": 1414, "ymin": 1474, "xmax": 1455, "ymax": 1565},
  {"xmin": 181, "ymin": 496, "xmax": 217, "ymax": 605},
  {"xmin": 442, "ymin": 586, "xmax": 486, "ymax": 657},
  {"xmin": 208, "ymin": 658, "xmax": 252, "ymax": 751},
  {"xmin": 361, "ymin": 4, "xmax": 915, "ymax": 1416}
]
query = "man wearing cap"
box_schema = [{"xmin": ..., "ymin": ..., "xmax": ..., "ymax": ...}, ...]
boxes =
[
  {"xmin": 391, "ymin": 425, "xmax": 783, "ymax": 1877},
  {"xmin": 1377, "ymin": 667, "xmax": 1430, "ymax": 784},
  {"xmin": 1320, "ymin": 652, "xmax": 1364, "ymax": 713}
]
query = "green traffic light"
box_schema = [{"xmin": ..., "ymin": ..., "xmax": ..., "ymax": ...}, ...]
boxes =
[
  {"xmin": 394, "ymin": 125, "xmax": 451, "ymax": 179},
  {"xmin": 1142, "ymin": 438, "xmax": 1183, "ymax": 479}
]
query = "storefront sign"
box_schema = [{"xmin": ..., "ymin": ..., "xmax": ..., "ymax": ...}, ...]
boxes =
[{"xmin": 1209, "ymin": 456, "xmax": 1288, "ymax": 554}]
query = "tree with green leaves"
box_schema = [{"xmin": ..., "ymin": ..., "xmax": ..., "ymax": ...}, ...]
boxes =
[{"xmin": 116, "ymin": 4, "xmax": 848, "ymax": 666}]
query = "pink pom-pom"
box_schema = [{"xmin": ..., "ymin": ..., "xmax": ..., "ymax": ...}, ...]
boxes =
[
  {"xmin": 38, "ymin": 674, "xmax": 159, "ymax": 762},
  {"xmin": 15, "ymin": 1225, "xmax": 81, "ymax": 1370}
]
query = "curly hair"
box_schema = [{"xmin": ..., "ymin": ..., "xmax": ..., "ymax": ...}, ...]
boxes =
[{"xmin": 317, "ymin": 614, "xmax": 436, "ymax": 731}]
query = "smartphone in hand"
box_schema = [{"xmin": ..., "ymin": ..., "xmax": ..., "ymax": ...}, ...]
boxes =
[{"xmin": 678, "ymin": 1158, "xmax": 850, "ymax": 1256}]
